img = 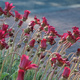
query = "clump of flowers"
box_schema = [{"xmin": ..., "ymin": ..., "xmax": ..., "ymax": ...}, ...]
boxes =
[{"xmin": 0, "ymin": 2, "xmax": 80, "ymax": 80}]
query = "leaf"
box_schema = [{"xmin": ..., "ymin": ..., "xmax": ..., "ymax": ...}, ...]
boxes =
[
  {"xmin": 0, "ymin": 72, "xmax": 9, "ymax": 80},
  {"xmin": 10, "ymin": 71, "xmax": 18, "ymax": 80}
]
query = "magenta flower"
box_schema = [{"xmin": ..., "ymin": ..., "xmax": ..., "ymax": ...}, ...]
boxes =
[
  {"xmin": 0, "ymin": 39, "xmax": 8, "ymax": 50},
  {"xmin": 23, "ymin": 10, "xmax": 30, "ymax": 21},
  {"xmin": 0, "ymin": 30, "xmax": 5, "ymax": 39},
  {"xmin": 19, "ymin": 54, "xmax": 38, "ymax": 70},
  {"xmin": 62, "ymin": 67, "xmax": 70, "ymax": 79},
  {"xmin": 18, "ymin": 21, "xmax": 23, "ymax": 27},
  {"xmin": 29, "ymin": 21, "xmax": 35, "ymax": 32},
  {"xmin": 72, "ymin": 26, "xmax": 80, "ymax": 38},
  {"xmin": 15, "ymin": 11, "xmax": 22, "ymax": 21},
  {"xmin": 0, "ymin": 7, "xmax": 4, "ymax": 15},
  {"xmin": 51, "ymin": 57, "xmax": 57, "ymax": 66},
  {"xmin": 2, "ymin": 24, "xmax": 9, "ymax": 32},
  {"xmin": 34, "ymin": 16, "xmax": 40, "ymax": 25},
  {"xmin": 48, "ymin": 36, "xmax": 55, "ymax": 45},
  {"xmin": 42, "ymin": 17, "xmax": 48, "ymax": 27},
  {"xmin": 16, "ymin": 69, "xmax": 24, "ymax": 80},
  {"xmin": 29, "ymin": 39, "xmax": 35, "ymax": 47},
  {"xmin": 40, "ymin": 39, "xmax": 47, "ymax": 49},
  {"xmin": 5, "ymin": 2, "xmax": 15, "ymax": 12}
]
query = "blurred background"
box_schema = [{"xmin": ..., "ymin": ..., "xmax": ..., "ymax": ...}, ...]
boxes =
[{"xmin": 0, "ymin": 0, "xmax": 80, "ymax": 14}]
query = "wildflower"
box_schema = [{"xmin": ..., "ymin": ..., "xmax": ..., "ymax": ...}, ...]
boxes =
[
  {"xmin": 56, "ymin": 53, "xmax": 61, "ymax": 58},
  {"xmin": 62, "ymin": 67, "xmax": 70, "ymax": 79},
  {"xmin": 19, "ymin": 54, "xmax": 38, "ymax": 70},
  {"xmin": 0, "ymin": 7, "xmax": 4, "ymax": 15},
  {"xmin": 57, "ymin": 57, "xmax": 66, "ymax": 65},
  {"xmin": 18, "ymin": 21, "xmax": 23, "ymax": 27},
  {"xmin": 23, "ymin": 10, "xmax": 30, "ymax": 21},
  {"xmin": 2, "ymin": 24, "xmax": 9, "ymax": 32},
  {"xmin": 40, "ymin": 39, "xmax": 47, "ymax": 49},
  {"xmin": 48, "ymin": 36, "xmax": 56, "ymax": 45},
  {"xmin": 16, "ymin": 69, "xmax": 24, "ymax": 80},
  {"xmin": 67, "ymin": 31, "xmax": 76, "ymax": 44},
  {"xmin": 29, "ymin": 21, "xmax": 35, "ymax": 32},
  {"xmin": 34, "ymin": 16, "xmax": 40, "ymax": 25},
  {"xmin": 50, "ymin": 57, "xmax": 57, "ymax": 66},
  {"xmin": 59, "ymin": 33, "xmax": 68, "ymax": 44},
  {"xmin": 0, "ymin": 39, "xmax": 9, "ymax": 50},
  {"xmin": 47, "ymin": 26, "xmax": 61, "ymax": 37},
  {"xmin": 42, "ymin": 17, "xmax": 48, "ymax": 27},
  {"xmin": 29, "ymin": 39, "xmax": 35, "ymax": 47},
  {"xmin": 0, "ymin": 30, "xmax": 5, "ymax": 39},
  {"xmin": 5, "ymin": 2, "xmax": 15, "ymax": 12},
  {"xmin": 72, "ymin": 26, "xmax": 80, "ymax": 38},
  {"xmin": 15, "ymin": 11, "xmax": 22, "ymax": 21}
]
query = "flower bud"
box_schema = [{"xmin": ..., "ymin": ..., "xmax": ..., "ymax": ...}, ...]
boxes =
[
  {"xmin": 26, "ymin": 45, "xmax": 30, "ymax": 52},
  {"xmin": 9, "ymin": 38, "xmax": 13, "ymax": 42},
  {"xmin": 23, "ymin": 38, "xmax": 28, "ymax": 43},
  {"xmin": 17, "ymin": 43, "xmax": 21, "ymax": 48},
  {"xmin": 62, "ymin": 67, "xmax": 70, "ymax": 79},
  {"xmin": 29, "ymin": 39, "xmax": 35, "ymax": 47},
  {"xmin": 24, "ymin": 28, "xmax": 31, "ymax": 34},
  {"xmin": 18, "ymin": 21, "xmax": 23, "ymax": 27}
]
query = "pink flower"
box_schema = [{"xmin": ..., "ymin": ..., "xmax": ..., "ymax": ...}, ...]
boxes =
[
  {"xmin": 42, "ymin": 17, "xmax": 48, "ymax": 27},
  {"xmin": 5, "ymin": 2, "xmax": 15, "ymax": 12},
  {"xmin": 47, "ymin": 25, "xmax": 61, "ymax": 37},
  {"xmin": 57, "ymin": 57, "xmax": 66, "ymax": 64},
  {"xmin": 40, "ymin": 39, "xmax": 47, "ymax": 49},
  {"xmin": 19, "ymin": 54, "xmax": 38, "ymax": 70},
  {"xmin": 48, "ymin": 36, "xmax": 55, "ymax": 45},
  {"xmin": 23, "ymin": 10, "xmax": 30, "ymax": 21},
  {"xmin": 34, "ymin": 16, "xmax": 40, "ymax": 25},
  {"xmin": 51, "ymin": 57, "xmax": 57, "ymax": 66},
  {"xmin": 72, "ymin": 26, "xmax": 80, "ymax": 38},
  {"xmin": 0, "ymin": 39, "xmax": 8, "ymax": 50},
  {"xmin": 56, "ymin": 53, "xmax": 61, "ymax": 58},
  {"xmin": 2, "ymin": 24, "xmax": 9, "ymax": 32},
  {"xmin": 0, "ymin": 30, "xmax": 5, "ymax": 39},
  {"xmin": 16, "ymin": 69, "xmax": 24, "ymax": 80},
  {"xmin": 18, "ymin": 21, "xmax": 23, "ymax": 27},
  {"xmin": 62, "ymin": 67, "xmax": 70, "ymax": 78},
  {"xmin": 29, "ymin": 21, "xmax": 35, "ymax": 32},
  {"xmin": 0, "ymin": 7, "xmax": 4, "ymax": 15},
  {"xmin": 29, "ymin": 39, "xmax": 35, "ymax": 47},
  {"xmin": 15, "ymin": 11, "xmax": 22, "ymax": 21},
  {"xmin": 67, "ymin": 31, "xmax": 76, "ymax": 44}
]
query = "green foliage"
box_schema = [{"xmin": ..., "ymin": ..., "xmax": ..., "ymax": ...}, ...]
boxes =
[
  {"xmin": 10, "ymin": 71, "xmax": 18, "ymax": 80},
  {"xmin": 0, "ymin": 72, "xmax": 9, "ymax": 80}
]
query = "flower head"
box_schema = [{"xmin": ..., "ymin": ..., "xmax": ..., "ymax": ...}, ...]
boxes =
[
  {"xmin": 19, "ymin": 54, "xmax": 38, "ymax": 70},
  {"xmin": 34, "ymin": 16, "xmax": 40, "ymax": 25},
  {"xmin": 40, "ymin": 39, "xmax": 47, "ymax": 49},
  {"xmin": 16, "ymin": 69, "xmax": 24, "ymax": 80},
  {"xmin": 18, "ymin": 21, "xmax": 23, "ymax": 27},
  {"xmin": 50, "ymin": 57, "xmax": 57, "ymax": 66},
  {"xmin": 62, "ymin": 67, "xmax": 70, "ymax": 79},
  {"xmin": 5, "ymin": 2, "xmax": 15, "ymax": 12},
  {"xmin": 29, "ymin": 39, "xmax": 35, "ymax": 47},
  {"xmin": 23, "ymin": 10, "xmax": 30, "ymax": 21},
  {"xmin": 0, "ymin": 7, "xmax": 4, "ymax": 15},
  {"xmin": 2, "ymin": 24, "xmax": 9, "ymax": 32},
  {"xmin": 15, "ymin": 11, "xmax": 22, "ymax": 21}
]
